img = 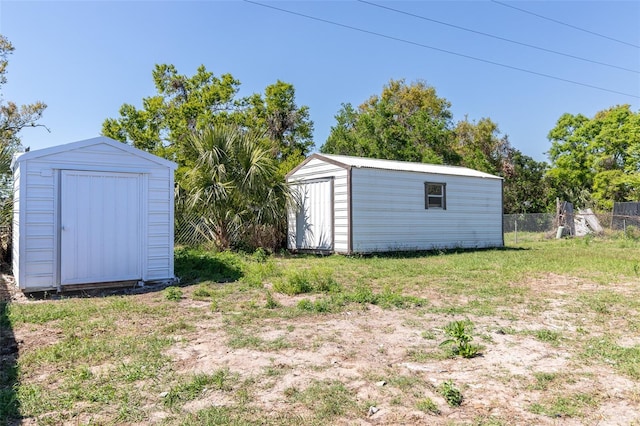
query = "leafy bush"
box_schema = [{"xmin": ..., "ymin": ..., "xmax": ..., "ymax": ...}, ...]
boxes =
[
  {"xmin": 273, "ymin": 267, "xmax": 340, "ymax": 295},
  {"xmin": 163, "ymin": 287, "xmax": 183, "ymax": 302},
  {"xmin": 273, "ymin": 270, "xmax": 313, "ymax": 295},
  {"xmin": 439, "ymin": 320, "xmax": 480, "ymax": 358},
  {"xmin": 416, "ymin": 397, "xmax": 440, "ymax": 415},
  {"xmin": 252, "ymin": 247, "xmax": 269, "ymax": 263},
  {"xmin": 297, "ymin": 298, "xmax": 334, "ymax": 313},
  {"xmin": 309, "ymin": 267, "xmax": 341, "ymax": 293},
  {"xmin": 242, "ymin": 260, "xmax": 280, "ymax": 288},
  {"xmin": 438, "ymin": 380, "xmax": 463, "ymax": 407}
]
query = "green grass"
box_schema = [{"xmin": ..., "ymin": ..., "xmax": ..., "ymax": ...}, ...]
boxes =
[
  {"xmin": 174, "ymin": 247, "xmax": 244, "ymax": 283},
  {"xmin": 529, "ymin": 372, "xmax": 561, "ymax": 391},
  {"xmin": 416, "ymin": 397, "xmax": 440, "ymax": 415},
  {"xmin": 529, "ymin": 392, "xmax": 598, "ymax": 418},
  {"xmin": 582, "ymin": 337, "xmax": 640, "ymax": 379},
  {"xmin": 284, "ymin": 380, "xmax": 359, "ymax": 422},
  {"xmin": 532, "ymin": 329, "xmax": 563, "ymax": 344},
  {"xmin": 3, "ymin": 236, "xmax": 640, "ymax": 424},
  {"xmin": 164, "ymin": 369, "xmax": 236, "ymax": 410}
]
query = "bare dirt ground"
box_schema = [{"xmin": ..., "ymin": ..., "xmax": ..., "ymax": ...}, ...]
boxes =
[{"xmin": 3, "ymin": 272, "xmax": 640, "ymax": 425}]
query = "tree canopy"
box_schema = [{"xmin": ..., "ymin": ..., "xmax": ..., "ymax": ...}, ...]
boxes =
[
  {"xmin": 322, "ymin": 79, "xmax": 458, "ymax": 164},
  {"xmin": 547, "ymin": 105, "xmax": 640, "ymax": 209},
  {"xmin": 102, "ymin": 64, "xmax": 313, "ymax": 174}
]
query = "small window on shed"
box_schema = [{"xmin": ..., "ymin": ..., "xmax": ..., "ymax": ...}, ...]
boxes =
[{"xmin": 425, "ymin": 182, "xmax": 446, "ymax": 210}]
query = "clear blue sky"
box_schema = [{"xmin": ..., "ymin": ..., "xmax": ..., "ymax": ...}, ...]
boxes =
[{"xmin": 2, "ymin": 0, "xmax": 639, "ymax": 162}]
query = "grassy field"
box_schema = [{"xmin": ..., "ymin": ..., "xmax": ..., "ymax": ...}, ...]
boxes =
[{"xmin": 1, "ymin": 232, "xmax": 640, "ymax": 425}]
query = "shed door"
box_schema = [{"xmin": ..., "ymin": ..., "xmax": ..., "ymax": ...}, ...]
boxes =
[
  {"xmin": 60, "ymin": 170, "xmax": 142, "ymax": 285},
  {"xmin": 294, "ymin": 179, "xmax": 334, "ymax": 250}
]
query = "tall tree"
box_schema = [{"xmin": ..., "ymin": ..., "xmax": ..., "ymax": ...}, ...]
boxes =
[
  {"xmin": 252, "ymin": 80, "xmax": 314, "ymax": 160},
  {"xmin": 547, "ymin": 105, "xmax": 640, "ymax": 209},
  {"xmin": 102, "ymin": 65, "xmax": 313, "ymax": 173},
  {"xmin": 102, "ymin": 64, "xmax": 245, "ymax": 162},
  {"xmin": 453, "ymin": 117, "xmax": 550, "ymax": 213},
  {"xmin": 502, "ymin": 151, "xmax": 550, "ymax": 213},
  {"xmin": 453, "ymin": 117, "xmax": 512, "ymax": 176},
  {"xmin": 322, "ymin": 79, "xmax": 458, "ymax": 164}
]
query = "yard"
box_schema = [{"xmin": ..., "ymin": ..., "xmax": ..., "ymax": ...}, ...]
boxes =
[{"xmin": 1, "ymin": 233, "xmax": 640, "ymax": 425}]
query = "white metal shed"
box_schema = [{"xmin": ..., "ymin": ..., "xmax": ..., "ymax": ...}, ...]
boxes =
[
  {"xmin": 12, "ymin": 136, "xmax": 178, "ymax": 292},
  {"xmin": 286, "ymin": 154, "xmax": 503, "ymax": 254}
]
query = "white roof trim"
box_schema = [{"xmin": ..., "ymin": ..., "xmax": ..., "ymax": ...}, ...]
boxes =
[
  {"xmin": 317, "ymin": 154, "xmax": 502, "ymax": 179},
  {"xmin": 11, "ymin": 136, "xmax": 177, "ymax": 171}
]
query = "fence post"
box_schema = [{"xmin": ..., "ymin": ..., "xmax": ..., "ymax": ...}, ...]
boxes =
[{"xmin": 514, "ymin": 220, "xmax": 518, "ymax": 244}]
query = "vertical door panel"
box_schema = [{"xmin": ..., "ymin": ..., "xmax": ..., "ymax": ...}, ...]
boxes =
[
  {"xmin": 295, "ymin": 179, "xmax": 333, "ymax": 250},
  {"xmin": 61, "ymin": 171, "xmax": 142, "ymax": 285}
]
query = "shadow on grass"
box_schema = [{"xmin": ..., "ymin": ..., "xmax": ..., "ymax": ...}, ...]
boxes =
[
  {"xmin": 293, "ymin": 245, "xmax": 529, "ymax": 260},
  {"xmin": 174, "ymin": 247, "xmax": 243, "ymax": 284},
  {"xmin": 0, "ymin": 279, "xmax": 20, "ymax": 425}
]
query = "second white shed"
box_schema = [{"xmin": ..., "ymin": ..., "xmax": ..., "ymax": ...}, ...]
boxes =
[
  {"xmin": 12, "ymin": 136, "xmax": 177, "ymax": 292},
  {"xmin": 286, "ymin": 154, "xmax": 503, "ymax": 254}
]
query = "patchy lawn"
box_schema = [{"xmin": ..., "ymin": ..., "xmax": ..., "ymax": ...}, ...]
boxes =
[{"xmin": 2, "ymin": 234, "xmax": 640, "ymax": 425}]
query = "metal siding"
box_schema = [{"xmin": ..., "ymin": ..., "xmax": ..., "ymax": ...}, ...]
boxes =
[
  {"xmin": 15, "ymin": 141, "xmax": 175, "ymax": 291},
  {"xmin": 287, "ymin": 158, "xmax": 349, "ymax": 253},
  {"xmin": 12, "ymin": 164, "xmax": 22, "ymax": 288},
  {"xmin": 351, "ymin": 168, "xmax": 502, "ymax": 252},
  {"xmin": 21, "ymin": 166, "xmax": 56, "ymax": 289}
]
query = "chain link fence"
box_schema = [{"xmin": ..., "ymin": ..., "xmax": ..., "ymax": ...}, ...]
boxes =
[
  {"xmin": 503, "ymin": 212, "xmax": 640, "ymax": 238},
  {"xmin": 503, "ymin": 213, "xmax": 555, "ymax": 234},
  {"xmin": 174, "ymin": 213, "xmax": 217, "ymax": 248},
  {"xmin": 174, "ymin": 210, "xmax": 285, "ymax": 251}
]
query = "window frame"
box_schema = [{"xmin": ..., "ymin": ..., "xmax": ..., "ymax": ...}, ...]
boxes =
[{"xmin": 424, "ymin": 182, "xmax": 446, "ymax": 210}]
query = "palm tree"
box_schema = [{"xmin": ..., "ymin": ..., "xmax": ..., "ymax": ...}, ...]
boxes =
[{"xmin": 178, "ymin": 125, "xmax": 290, "ymax": 250}]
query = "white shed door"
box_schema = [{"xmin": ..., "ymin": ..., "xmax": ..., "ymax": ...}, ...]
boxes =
[
  {"xmin": 60, "ymin": 170, "xmax": 142, "ymax": 285},
  {"xmin": 295, "ymin": 179, "xmax": 333, "ymax": 250}
]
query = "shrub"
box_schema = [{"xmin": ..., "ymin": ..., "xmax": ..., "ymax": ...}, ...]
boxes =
[
  {"xmin": 273, "ymin": 271, "xmax": 313, "ymax": 295},
  {"xmin": 416, "ymin": 397, "xmax": 440, "ymax": 415},
  {"xmin": 438, "ymin": 380, "xmax": 463, "ymax": 407},
  {"xmin": 252, "ymin": 247, "xmax": 269, "ymax": 263},
  {"xmin": 272, "ymin": 266, "xmax": 341, "ymax": 296},
  {"xmin": 439, "ymin": 320, "xmax": 480, "ymax": 358},
  {"xmin": 164, "ymin": 287, "xmax": 183, "ymax": 302}
]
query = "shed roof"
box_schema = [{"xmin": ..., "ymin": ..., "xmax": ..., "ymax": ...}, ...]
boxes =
[
  {"xmin": 289, "ymin": 153, "xmax": 502, "ymax": 180},
  {"xmin": 11, "ymin": 136, "xmax": 177, "ymax": 171}
]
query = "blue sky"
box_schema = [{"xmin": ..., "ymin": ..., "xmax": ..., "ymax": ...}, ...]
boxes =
[{"xmin": 1, "ymin": 0, "xmax": 639, "ymax": 162}]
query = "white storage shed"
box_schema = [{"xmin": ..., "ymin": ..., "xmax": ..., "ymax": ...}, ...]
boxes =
[
  {"xmin": 12, "ymin": 136, "xmax": 178, "ymax": 292},
  {"xmin": 286, "ymin": 154, "xmax": 503, "ymax": 254}
]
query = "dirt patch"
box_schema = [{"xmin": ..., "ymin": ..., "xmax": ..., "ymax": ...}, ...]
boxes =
[{"xmin": 5, "ymin": 272, "xmax": 640, "ymax": 425}]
